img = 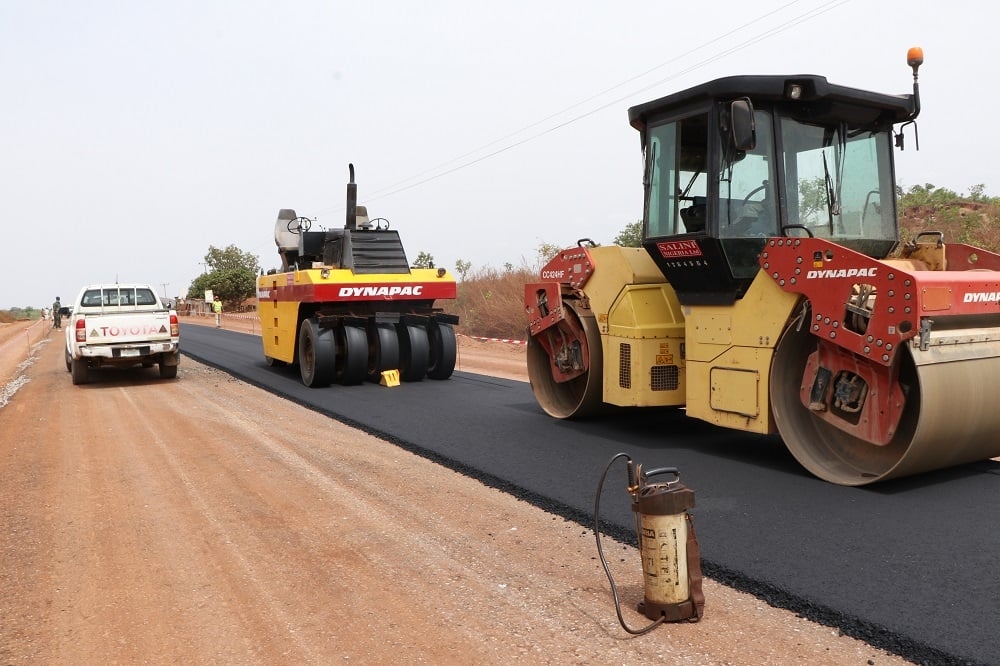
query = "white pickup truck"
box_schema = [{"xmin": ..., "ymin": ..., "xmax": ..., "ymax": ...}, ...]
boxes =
[{"xmin": 63, "ymin": 283, "xmax": 180, "ymax": 385}]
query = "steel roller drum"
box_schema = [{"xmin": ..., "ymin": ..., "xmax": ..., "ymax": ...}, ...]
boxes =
[{"xmin": 772, "ymin": 321, "xmax": 1000, "ymax": 485}]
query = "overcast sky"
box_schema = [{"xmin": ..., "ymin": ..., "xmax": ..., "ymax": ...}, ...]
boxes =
[{"xmin": 0, "ymin": 0, "xmax": 991, "ymax": 309}]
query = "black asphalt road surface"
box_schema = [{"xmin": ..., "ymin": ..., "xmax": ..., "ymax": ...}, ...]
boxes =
[{"xmin": 182, "ymin": 324, "xmax": 1000, "ymax": 666}]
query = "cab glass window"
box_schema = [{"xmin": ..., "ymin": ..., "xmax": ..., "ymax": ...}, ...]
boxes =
[
  {"xmin": 780, "ymin": 118, "xmax": 896, "ymax": 241},
  {"xmin": 645, "ymin": 114, "xmax": 709, "ymax": 238},
  {"xmin": 718, "ymin": 109, "xmax": 777, "ymax": 238}
]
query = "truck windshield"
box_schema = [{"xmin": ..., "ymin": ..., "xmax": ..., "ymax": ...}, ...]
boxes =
[{"xmin": 779, "ymin": 117, "xmax": 896, "ymax": 242}]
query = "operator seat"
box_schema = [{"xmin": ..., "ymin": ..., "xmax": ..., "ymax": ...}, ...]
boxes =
[
  {"xmin": 680, "ymin": 198, "xmax": 707, "ymax": 233},
  {"xmin": 274, "ymin": 208, "xmax": 301, "ymax": 271}
]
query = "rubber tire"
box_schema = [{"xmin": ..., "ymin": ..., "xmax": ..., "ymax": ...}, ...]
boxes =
[
  {"xmin": 65, "ymin": 348, "xmax": 72, "ymax": 372},
  {"xmin": 367, "ymin": 323, "xmax": 400, "ymax": 383},
  {"xmin": 159, "ymin": 362, "xmax": 178, "ymax": 379},
  {"xmin": 71, "ymin": 358, "xmax": 89, "ymax": 385},
  {"xmin": 427, "ymin": 322, "xmax": 457, "ymax": 380},
  {"xmin": 397, "ymin": 324, "xmax": 430, "ymax": 382},
  {"xmin": 298, "ymin": 319, "xmax": 336, "ymax": 388},
  {"xmin": 336, "ymin": 325, "xmax": 367, "ymax": 385}
]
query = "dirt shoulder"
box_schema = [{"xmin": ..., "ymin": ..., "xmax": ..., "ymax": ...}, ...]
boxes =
[
  {"xmin": 0, "ymin": 326, "xmax": 912, "ymax": 665},
  {"xmin": 0, "ymin": 320, "xmax": 51, "ymax": 396}
]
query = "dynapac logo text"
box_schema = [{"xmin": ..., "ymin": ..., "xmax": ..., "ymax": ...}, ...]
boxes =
[
  {"xmin": 338, "ymin": 285, "xmax": 424, "ymax": 298},
  {"xmin": 806, "ymin": 268, "xmax": 878, "ymax": 279},
  {"xmin": 963, "ymin": 291, "xmax": 1000, "ymax": 303}
]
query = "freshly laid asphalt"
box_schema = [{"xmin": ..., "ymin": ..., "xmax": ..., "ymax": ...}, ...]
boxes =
[{"xmin": 182, "ymin": 323, "xmax": 1000, "ymax": 666}]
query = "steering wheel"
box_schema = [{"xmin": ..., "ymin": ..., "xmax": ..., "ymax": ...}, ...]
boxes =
[
  {"xmin": 741, "ymin": 183, "xmax": 768, "ymax": 206},
  {"xmin": 287, "ymin": 216, "xmax": 312, "ymax": 234},
  {"xmin": 729, "ymin": 184, "xmax": 771, "ymax": 236}
]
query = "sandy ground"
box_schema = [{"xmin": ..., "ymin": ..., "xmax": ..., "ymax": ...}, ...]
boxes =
[{"xmin": 0, "ymin": 315, "xmax": 913, "ymax": 665}]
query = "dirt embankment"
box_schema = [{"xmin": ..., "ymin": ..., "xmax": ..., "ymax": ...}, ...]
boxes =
[{"xmin": 0, "ymin": 325, "xmax": 912, "ymax": 665}]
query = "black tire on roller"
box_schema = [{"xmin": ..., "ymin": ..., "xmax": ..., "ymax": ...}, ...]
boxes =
[
  {"xmin": 525, "ymin": 302, "xmax": 603, "ymax": 419},
  {"xmin": 427, "ymin": 322, "xmax": 457, "ymax": 380},
  {"xmin": 367, "ymin": 323, "xmax": 400, "ymax": 383},
  {"xmin": 336, "ymin": 325, "xmax": 367, "ymax": 385},
  {"xmin": 397, "ymin": 324, "xmax": 430, "ymax": 382},
  {"xmin": 298, "ymin": 319, "xmax": 336, "ymax": 388}
]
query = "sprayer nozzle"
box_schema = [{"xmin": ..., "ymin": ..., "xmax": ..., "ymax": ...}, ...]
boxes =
[{"xmin": 626, "ymin": 458, "xmax": 637, "ymax": 491}]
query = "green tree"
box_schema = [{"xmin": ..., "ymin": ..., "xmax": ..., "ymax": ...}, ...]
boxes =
[
  {"xmin": 612, "ymin": 220, "xmax": 642, "ymax": 247},
  {"xmin": 898, "ymin": 183, "xmax": 961, "ymax": 208},
  {"xmin": 798, "ymin": 176, "xmax": 828, "ymax": 225},
  {"xmin": 187, "ymin": 245, "xmax": 260, "ymax": 306},
  {"xmin": 536, "ymin": 242, "xmax": 564, "ymax": 267},
  {"xmin": 205, "ymin": 244, "xmax": 260, "ymax": 273},
  {"xmin": 412, "ymin": 251, "xmax": 435, "ymax": 268},
  {"xmin": 455, "ymin": 259, "xmax": 472, "ymax": 281}
]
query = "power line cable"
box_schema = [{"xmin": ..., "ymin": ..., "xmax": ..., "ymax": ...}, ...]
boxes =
[
  {"xmin": 355, "ymin": 0, "xmax": 811, "ymax": 203},
  {"xmin": 312, "ymin": 0, "xmax": 849, "ymax": 215}
]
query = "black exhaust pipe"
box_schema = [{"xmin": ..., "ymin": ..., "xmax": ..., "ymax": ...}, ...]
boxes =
[{"xmin": 346, "ymin": 163, "xmax": 357, "ymax": 231}]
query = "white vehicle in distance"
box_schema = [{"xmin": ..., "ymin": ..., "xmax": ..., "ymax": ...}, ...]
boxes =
[{"xmin": 64, "ymin": 283, "xmax": 180, "ymax": 385}]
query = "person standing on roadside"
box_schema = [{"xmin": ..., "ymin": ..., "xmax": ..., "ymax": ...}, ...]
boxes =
[
  {"xmin": 213, "ymin": 296, "xmax": 222, "ymax": 328},
  {"xmin": 52, "ymin": 296, "xmax": 62, "ymax": 329}
]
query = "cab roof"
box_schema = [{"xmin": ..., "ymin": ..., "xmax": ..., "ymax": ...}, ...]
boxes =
[{"xmin": 628, "ymin": 74, "xmax": 917, "ymax": 131}]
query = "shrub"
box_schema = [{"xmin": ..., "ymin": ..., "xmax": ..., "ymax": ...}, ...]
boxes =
[{"xmin": 454, "ymin": 264, "xmax": 536, "ymax": 341}]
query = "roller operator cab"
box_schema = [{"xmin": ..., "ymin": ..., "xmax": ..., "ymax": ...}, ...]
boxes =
[
  {"xmin": 526, "ymin": 48, "xmax": 1000, "ymax": 485},
  {"xmin": 257, "ymin": 164, "xmax": 459, "ymax": 388}
]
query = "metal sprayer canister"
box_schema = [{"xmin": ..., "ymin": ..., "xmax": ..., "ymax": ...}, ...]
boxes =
[{"xmin": 631, "ymin": 474, "xmax": 696, "ymax": 620}]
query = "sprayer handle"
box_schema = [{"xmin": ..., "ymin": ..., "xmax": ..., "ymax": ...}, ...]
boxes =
[{"xmin": 641, "ymin": 466, "xmax": 680, "ymax": 483}]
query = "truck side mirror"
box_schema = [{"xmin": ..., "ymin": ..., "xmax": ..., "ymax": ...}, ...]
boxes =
[{"xmin": 730, "ymin": 98, "xmax": 756, "ymax": 152}]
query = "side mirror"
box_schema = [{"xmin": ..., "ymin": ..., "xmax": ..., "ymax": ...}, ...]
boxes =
[{"xmin": 730, "ymin": 98, "xmax": 756, "ymax": 152}]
